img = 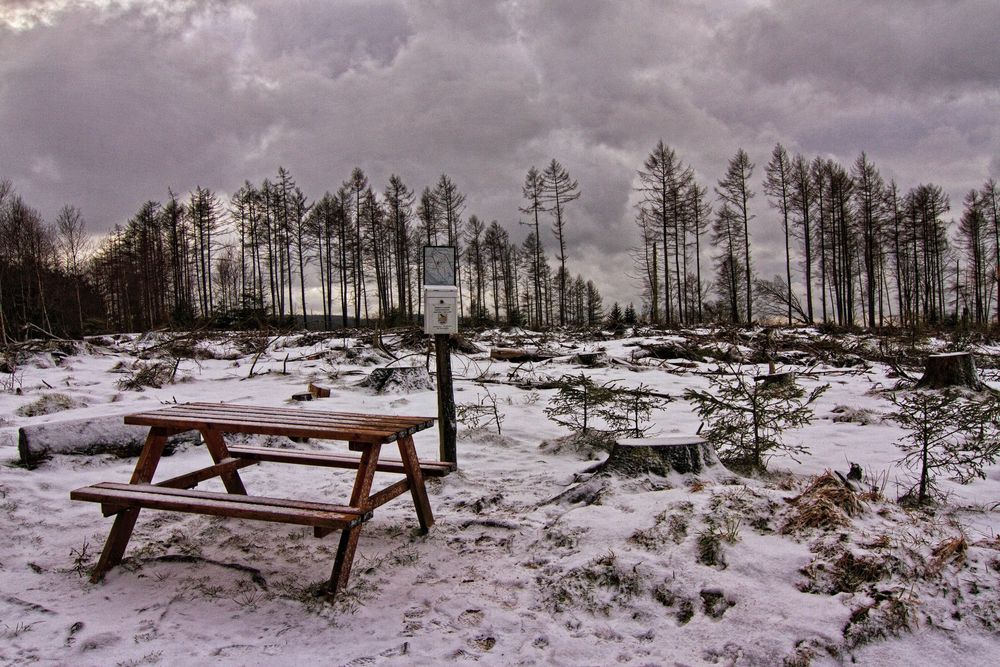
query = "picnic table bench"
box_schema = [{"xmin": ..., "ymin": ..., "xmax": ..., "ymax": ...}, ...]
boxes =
[{"xmin": 71, "ymin": 402, "xmax": 451, "ymax": 598}]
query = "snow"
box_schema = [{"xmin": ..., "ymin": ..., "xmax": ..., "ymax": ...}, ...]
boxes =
[{"xmin": 0, "ymin": 329, "xmax": 998, "ymax": 666}]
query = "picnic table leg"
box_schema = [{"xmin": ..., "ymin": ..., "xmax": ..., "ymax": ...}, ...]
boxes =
[
  {"xmin": 90, "ymin": 427, "xmax": 170, "ymax": 583},
  {"xmin": 327, "ymin": 441, "xmax": 381, "ymax": 599},
  {"xmin": 396, "ymin": 435, "xmax": 434, "ymax": 533},
  {"xmin": 201, "ymin": 428, "xmax": 248, "ymax": 495}
]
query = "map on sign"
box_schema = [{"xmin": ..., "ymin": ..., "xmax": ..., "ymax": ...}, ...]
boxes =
[{"xmin": 423, "ymin": 245, "xmax": 457, "ymax": 286}]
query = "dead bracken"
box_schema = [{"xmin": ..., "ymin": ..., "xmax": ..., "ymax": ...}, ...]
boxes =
[{"xmin": 782, "ymin": 471, "xmax": 864, "ymax": 534}]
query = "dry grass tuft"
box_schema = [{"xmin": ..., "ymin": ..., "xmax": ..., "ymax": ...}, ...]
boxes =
[
  {"xmin": 928, "ymin": 535, "xmax": 968, "ymax": 575},
  {"xmin": 782, "ymin": 471, "xmax": 864, "ymax": 534}
]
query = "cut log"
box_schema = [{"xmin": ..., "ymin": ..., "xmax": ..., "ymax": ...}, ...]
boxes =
[
  {"xmin": 594, "ymin": 436, "xmax": 718, "ymax": 476},
  {"xmin": 290, "ymin": 392, "xmax": 314, "ymax": 402},
  {"xmin": 308, "ymin": 383, "xmax": 332, "ymax": 398},
  {"xmin": 915, "ymin": 352, "xmax": 985, "ymax": 391},
  {"xmin": 490, "ymin": 347, "xmax": 559, "ymax": 363},
  {"xmin": 635, "ymin": 342, "xmax": 705, "ymax": 363},
  {"xmin": 17, "ymin": 414, "xmax": 199, "ymax": 465},
  {"xmin": 449, "ymin": 334, "xmax": 484, "ymax": 354},
  {"xmin": 360, "ymin": 366, "xmax": 433, "ymax": 393}
]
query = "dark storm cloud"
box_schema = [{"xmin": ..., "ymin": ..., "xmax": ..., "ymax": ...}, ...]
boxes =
[
  {"xmin": 0, "ymin": 0, "xmax": 997, "ymax": 305},
  {"xmin": 722, "ymin": 0, "xmax": 1000, "ymax": 96}
]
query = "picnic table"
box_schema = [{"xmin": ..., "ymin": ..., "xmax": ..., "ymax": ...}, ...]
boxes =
[{"xmin": 71, "ymin": 402, "xmax": 452, "ymax": 598}]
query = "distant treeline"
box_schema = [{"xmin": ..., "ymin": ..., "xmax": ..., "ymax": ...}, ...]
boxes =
[
  {"xmin": 635, "ymin": 142, "xmax": 999, "ymax": 331},
  {"xmin": 1, "ymin": 143, "xmax": 997, "ymax": 341}
]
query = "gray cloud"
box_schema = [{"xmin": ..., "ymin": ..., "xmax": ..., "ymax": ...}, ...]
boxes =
[{"xmin": 0, "ymin": 0, "xmax": 997, "ymax": 307}]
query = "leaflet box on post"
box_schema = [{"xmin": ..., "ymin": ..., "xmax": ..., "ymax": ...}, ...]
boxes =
[{"xmin": 424, "ymin": 286, "xmax": 459, "ymax": 335}]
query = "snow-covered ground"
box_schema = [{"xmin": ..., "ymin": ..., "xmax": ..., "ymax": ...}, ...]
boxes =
[{"xmin": 1, "ymin": 329, "xmax": 998, "ymax": 666}]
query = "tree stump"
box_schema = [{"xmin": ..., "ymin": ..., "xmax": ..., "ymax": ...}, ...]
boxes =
[
  {"xmin": 595, "ymin": 436, "xmax": 718, "ymax": 476},
  {"xmin": 360, "ymin": 366, "xmax": 433, "ymax": 393},
  {"xmin": 574, "ymin": 351, "xmax": 609, "ymax": 367},
  {"xmin": 756, "ymin": 371, "xmax": 796, "ymax": 389},
  {"xmin": 915, "ymin": 352, "xmax": 985, "ymax": 391}
]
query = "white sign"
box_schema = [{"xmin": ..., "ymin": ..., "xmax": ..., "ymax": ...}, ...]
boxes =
[
  {"xmin": 424, "ymin": 246, "xmax": 457, "ymax": 286},
  {"xmin": 424, "ymin": 286, "xmax": 458, "ymax": 335}
]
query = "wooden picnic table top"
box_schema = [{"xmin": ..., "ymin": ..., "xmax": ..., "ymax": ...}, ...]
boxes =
[{"xmin": 124, "ymin": 402, "xmax": 436, "ymax": 444}]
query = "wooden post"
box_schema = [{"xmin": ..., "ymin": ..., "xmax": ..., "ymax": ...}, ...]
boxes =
[{"xmin": 435, "ymin": 334, "xmax": 457, "ymax": 466}]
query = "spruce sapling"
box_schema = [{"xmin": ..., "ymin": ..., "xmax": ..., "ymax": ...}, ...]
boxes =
[
  {"xmin": 886, "ymin": 388, "xmax": 1000, "ymax": 504},
  {"xmin": 684, "ymin": 364, "xmax": 828, "ymax": 471}
]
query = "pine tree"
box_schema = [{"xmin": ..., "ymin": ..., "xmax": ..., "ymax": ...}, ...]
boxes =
[
  {"xmin": 887, "ymin": 389, "xmax": 1000, "ymax": 504},
  {"xmin": 607, "ymin": 302, "xmax": 624, "ymax": 329},
  {"xmin": 637, "ymin": 140, "xmax": 694, "ymax": 325},
  {"xmin": 685, "ymin": 365, "xmax": 827, "ymax": 471},
  {"xmin": 545, "ymin": 373, "xmax": 616, "ymax": 434},
  {"xmin": 540, "ymin": 159, "xmax": 580, "ymax": 326},
  {"xmin": 520, "ymin": 167, "xmax": 547, "ymax": 327},
  {"xmin": 716, "ymin": 149, "xmax": 755, "ymax": 323},
  {"xmin": 764, "ymin": 144, "xmax": 794, "ymax": 325}
]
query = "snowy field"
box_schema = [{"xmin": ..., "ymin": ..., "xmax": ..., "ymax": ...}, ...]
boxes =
[{"xmin": 1, "ymin": 328, "xmax": 999, "ymax": 666}]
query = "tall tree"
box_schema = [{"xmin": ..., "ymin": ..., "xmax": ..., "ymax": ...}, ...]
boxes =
[
  {"xmin": 540, "ymin": 159, "xmax": 581, "ymax": 326},
  {"xmin": 852, "ymin": 153, "xmax": 886, "ymax": 327},
  {"xmin": 484, "ymin": 220, "xmax": 508, "ymax": 322},
  {"xmin": 384, "ymin": 175, "xmax": 414, "ymax": 322},
  {"xmin": 712, "ymin": 203, "xmax": 744, "ymax": 322},
  {"xmin": 637, "ymin": 140, "xmax": 693, "ymax": 325},
  {"xmin": 433, "ymin": 175, "xmax": 466, "ymax": 316},
  {"xmin": 345, "ymin": 167, "xmax": 369, "ymax": 326},
  {"xmin": 188, "ymin": 187, "xmax": 220, "ymax": 317},
  {"xmin": 957, "ymin": 190, "xmax": 987, "ymax": 324},
  {"xmin": 716, "ymin": 149, "xmax": 755, "ymax": 322},
  {"xmin": 789, "ymin": 154, "xmax": 816, "ymax": 322},
  {"xmin": 764, "ymin": 144, "xmax": 794, "ymax": 325},
  {"xmin": 289, "ymin": 186, "xmax": 311, "ymax": 327},
  {"xmin": 464, "ymin": 215, "xmax": 486, "ymax": 321},
  {"xmin": 520, "ymin": 167, "xmax": 547, "ymax": 327},
  {"xmin": 687, "ymin": 182, "xmax": 712, "ymax": 323},
  {"xmin": 54, "ymin": 204, "xmax": 90, "ymax": 333},
  {"xmin": 981, "ymin": 178, "xmax": 1000, "ymax": 325}
]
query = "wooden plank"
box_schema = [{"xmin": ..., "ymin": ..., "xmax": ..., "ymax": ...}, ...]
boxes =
[
  {"xmin": 173, "ymin": 402, "xmax": 435, "ymax": 425},
  {"xmin": 124, "ymin": 414, "xmax": 429, "ymax": 444},
  {"xmin": 154, "ymin": 458, "xmax": 259, "ymax": 491},
  {"xmin": 201, "ymin": 428, "xmax": 248, "ymax": 495},
  {"xmin": 88, "ymin": 427, "xmax": 172, "ymax": 583},
  {"xmin": 397, "ymin": 434, "xmax": 434, "ymax": 533},
  {"xmin": 327, "ymin": 443, "xmax": 381, "ymax": 597},
  {"xmin": 126, "ymin": 403, "xmax": 434, "ymax": 432},
  {"xmin": 85, "ymin": 483, "xmax": 366, "ymax": 515},
  {"xmin": 72, "ymin": 484, "xmax": 367, "ymax": 529},
  {"xmin": 125, "ymin": 404, "xmax": 428, "ymax": 427},
  {"xmin": 176, "ymin": 409, "xmax": 436, "ymax": 434},
  {"xmin": 226, "ymin": 445, "xmax": 454, "ymax": 477},
  {"xmin": 367, "ymin": 478, "xmax": 411, "ymax": 510}
]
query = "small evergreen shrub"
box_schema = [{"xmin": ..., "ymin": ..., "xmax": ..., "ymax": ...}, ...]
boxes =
[
  {"xmin": 684, "ymin": 364, "xmax": 828, "ymax": 471},
  {"xmin": 886, "ymin": 388, "xmax": 1000, "ymax": 504}
]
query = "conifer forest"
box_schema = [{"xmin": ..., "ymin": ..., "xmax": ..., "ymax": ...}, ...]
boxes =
[{"xmin": 2, "ymin": 147, "xmax": 998, "ymax": 340}]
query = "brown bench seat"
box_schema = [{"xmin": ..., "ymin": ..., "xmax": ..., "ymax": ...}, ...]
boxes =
[
  {"xmin": 226, "ymin": 445, "xmax": 455, "ymax": 477},
  {"xmin": 72, "ymin": 482, "xmax": 369, "ymax": 533}
]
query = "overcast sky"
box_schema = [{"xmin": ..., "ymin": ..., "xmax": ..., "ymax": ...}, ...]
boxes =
[{"xmin": 1, "ymin": 0, "xmax": 998, "ymax": 306}]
